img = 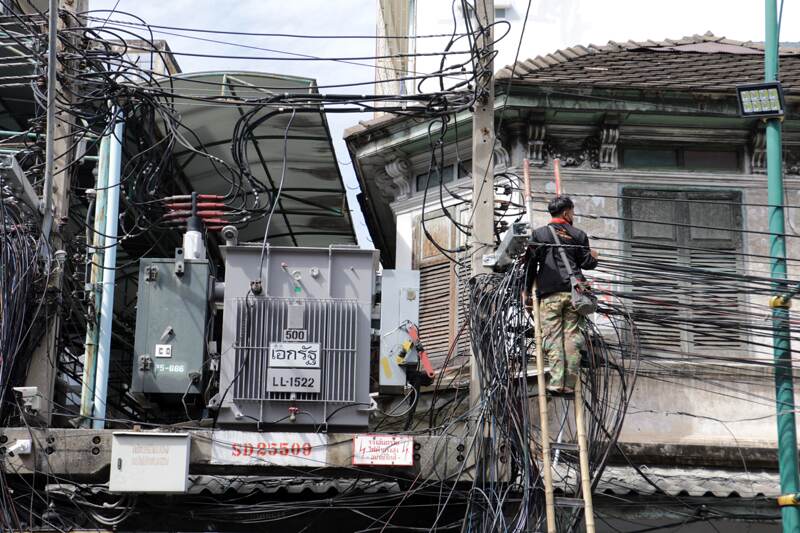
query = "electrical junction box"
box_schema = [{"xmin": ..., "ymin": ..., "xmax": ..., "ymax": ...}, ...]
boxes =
[
  {"xmin": 132, "ymin": 257, "xmax": 210, "ymax": 395},
  {"xmin": 490, "ymin": 221, "xmax": 531, "ymax": 272},
  {"xmin": 378, "ymin": 270, "xmax": 420, "ymax": 394},
  {"xmin": 109, "ymin": 432, "xmax": 190, "ymax": 493},
  {"xmin": 216, "ymin": 244, "xmax": 378, "ymax": 429}
]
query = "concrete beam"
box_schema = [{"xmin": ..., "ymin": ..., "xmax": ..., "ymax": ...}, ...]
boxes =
[{"xmin": 0, "ymin": 428, "xmax": 470, "ymax": 481}]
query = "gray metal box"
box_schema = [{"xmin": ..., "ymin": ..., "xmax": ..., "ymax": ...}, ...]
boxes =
[
  {"xmin": 132, "ymin": 258, "xmax": 210, "ymax": 394},
  {"xmin": 379, "ymin": 270, "xmax": 420, "ymax": 394},
  {"xmin": 109, "ymin": 432, "xmax": 190, "ymax": 493},
  {"xmin": 216, "ymin": 244, "xmax": 378, "ymax": 429}
]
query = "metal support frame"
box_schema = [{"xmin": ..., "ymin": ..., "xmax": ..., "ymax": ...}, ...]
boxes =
[{"xmin": 765, "ymin": 2, "xmax": 800, "ymax": 531}]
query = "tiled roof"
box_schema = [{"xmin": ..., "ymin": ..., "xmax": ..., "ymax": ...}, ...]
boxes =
[{"xmin": 497, "ymin": 32, "xmax": 800, "ymax": 95}]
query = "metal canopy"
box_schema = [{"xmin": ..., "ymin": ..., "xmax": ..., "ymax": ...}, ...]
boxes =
[{"xmin": 157, "ymin": 71, "xmax": 356, "ymax": 247}]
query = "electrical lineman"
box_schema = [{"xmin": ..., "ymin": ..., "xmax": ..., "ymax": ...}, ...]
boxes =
[{"xmin": 523, "ymin": 196, "xmax": 599, "ymax": 395}]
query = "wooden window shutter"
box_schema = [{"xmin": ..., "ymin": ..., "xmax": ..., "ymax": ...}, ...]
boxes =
[
  {"xmin": 624, "ymin": 189, "xmax": 744, "ymax": 358},
  {"xmin": 624, "ymin": 190, "xmax": 684, "ymax": 357},
  {"xmin": 685, "ymin": 191, "xmax": 744, "ymax": 352},
  {"xmin": 412, "ymin": 213, "xmax": 458, "ymax": 369}
]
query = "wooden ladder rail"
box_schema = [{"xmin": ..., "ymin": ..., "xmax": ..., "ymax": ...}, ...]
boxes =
[{"xmin": 533, "ymin": 296, "xmax": 596, "ymax": 532}]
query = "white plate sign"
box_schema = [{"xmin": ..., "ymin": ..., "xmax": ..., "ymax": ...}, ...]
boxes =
[
  {"xmin": 154, "ymin": 344, "xmax": 172, "ymax": 358},
  {"xmin": 268, "ymin": 342, "xmax": 320, "ymax": 368},
  {"xmin": 352, "ymin": 434, "xmax": 414, "ymax": 466},
  {"xmin": 283, "ymin": 329, "xmax": 307, "ymax": 341},
  {"xmin": 211, "ymin": 430, "xmax": 327, "ymax": 466},
  {"xmin": 267, "ymin": 367, "xmax": 321, "ymax": 393}
]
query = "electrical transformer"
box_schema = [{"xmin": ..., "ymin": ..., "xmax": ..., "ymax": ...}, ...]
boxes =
[
  {"xmin": 132, "ymin": 255, "xmax": 211, "ymax": 395},
  {"xmin": 213, "ymin": 244, "xmax": 378, "ymax": 429}
]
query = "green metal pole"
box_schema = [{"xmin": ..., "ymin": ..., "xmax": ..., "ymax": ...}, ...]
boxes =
[{"xmin": 765, "ymin": 1, "xmax": 800, "ymax": 531}]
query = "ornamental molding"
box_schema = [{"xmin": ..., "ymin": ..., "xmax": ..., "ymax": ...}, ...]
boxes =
[
  {"xmin": 598, "ymin": 125, "xmax": 620, "ymax": 170},
  {"xmin": 524, "ymin": 123, "xmax": 618, "ymax": 170},
  {"xmin": 751, "ymin": 129, "xmax": 766, "ymax": 174},
  {"xmin": 750, "ymin": 129, "xmax": 800, "ymax": 175},
  {"xmin": 384, "ymin": 157, "xmax": 412, "ymax": 201},
  {"xmin": 527, "ymin": 123, "xmax": 546, "ymax": 167},
  {"xmin": 493, "ymin": 143, "xmax": 511, "ymax": 171}
]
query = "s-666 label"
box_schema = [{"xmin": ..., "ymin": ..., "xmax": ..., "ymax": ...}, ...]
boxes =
[{"xmin": 267, "ymin": 368, "xmax": 321, "ymax": 393}]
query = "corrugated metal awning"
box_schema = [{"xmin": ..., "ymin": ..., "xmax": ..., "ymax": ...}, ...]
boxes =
[{"xmin": 157, "ymin": 71, "xmax": 356, "ymax": 247}]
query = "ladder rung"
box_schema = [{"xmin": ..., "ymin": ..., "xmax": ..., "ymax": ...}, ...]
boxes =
[
  {"xmin": 554, "ymin": 497, "xmax": 585, "ymax": 508},
  {"xmin": 551, "ymin": 441, "xmax": 579, "ymax": 452}
]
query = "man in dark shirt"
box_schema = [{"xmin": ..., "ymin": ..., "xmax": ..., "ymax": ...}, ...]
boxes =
[{"xmin": 524, "ymin": 196, "xmax": 599, "ymax": 395}]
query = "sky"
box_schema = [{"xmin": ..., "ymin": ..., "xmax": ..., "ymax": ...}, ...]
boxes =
[{"xmin": 89, "ymin": 0, "xmax": 800, "ymax": 248}]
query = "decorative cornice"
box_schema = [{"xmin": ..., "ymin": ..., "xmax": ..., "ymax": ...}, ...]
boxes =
[
  {"xmin": 545, "ymin": 136, "xmax": 600, "ymax": 169},
  {"xmin": 390, "ymin": 169, "xmax": 800, "ymax": 215}
]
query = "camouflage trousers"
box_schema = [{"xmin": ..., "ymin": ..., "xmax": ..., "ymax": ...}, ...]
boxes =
[{"xmin": 540, "ymin": 292, "xmax": 585, "ymax": 390}]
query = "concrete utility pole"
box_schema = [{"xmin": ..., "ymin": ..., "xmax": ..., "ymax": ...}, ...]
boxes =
[
  {"xmin": 26, "ymin": 0, "xmax": 86, "ymax": 424},
  {"xmin": 764, "ymin": 1, "xmax": 800, "ymax": 531},
  {"xmin": 469, "ymin": 0, "xmax": 495, "ymax": 410}
]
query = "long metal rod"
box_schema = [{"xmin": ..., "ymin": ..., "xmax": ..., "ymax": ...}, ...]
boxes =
[
  {"xmin": 534, "ymin": 297, "xmax": 556, "ymax": 533},
  {"xmin": 765, "ymin": 1, "xmax": 800, "ymax": 530},
  {"xmin": 574, "ymin": 376, "xmax": 595, "ymax": 533},
  {"xmin": 92, "ymin": 109, "xmax": 124, "ymax": 429},
  {"xmin": 40, "ymin": 0, "xmax": 58, "ymax": 238},
  {"xmin": 79, "ymin": 132, "xmax": 110, "ymax": 425}
]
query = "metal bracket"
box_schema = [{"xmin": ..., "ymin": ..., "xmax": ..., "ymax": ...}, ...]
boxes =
[
  {"xmin": 769, "ymin": 295, "xmax": 792, "ymax": 309},
  {"xmin": 175, "ymin": 248, "xmax": 185, "ymax": 277},
  {"xmin": 144, "ymin": 265, "xmax": 158, "ymax": 282},
  {"xmin": 250, "ymin": 279, "xmax": 263, "ymax": 295},
  {"xmin": 159, "ymin": 326, "xmax": 174, "ymax": 343},
  {"xmin": 138, "ymin": 355, "xmax": 152, "ymax": 372}
]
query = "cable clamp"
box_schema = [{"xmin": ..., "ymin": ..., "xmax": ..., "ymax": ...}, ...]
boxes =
[
  {"xmin": 769, "ymin": 295, "xmax": 792, "ymax": 309},
  {"xmin": 778, "ymin": 493, "xmax": 800, "ymax": 507}
]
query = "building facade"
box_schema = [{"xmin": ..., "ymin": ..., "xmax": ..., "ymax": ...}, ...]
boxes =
[{"xmin": 348, "ymin": 33, "xmax": 800, "ymax": 529}]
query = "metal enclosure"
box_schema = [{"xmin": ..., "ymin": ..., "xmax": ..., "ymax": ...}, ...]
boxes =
[
  {"xmin": 378, "ymin": 270, "xmax": 420, "ymax": 393},
  {"xmin": 216, "ymin": 244, "xmax": 378, "ymax": 429},
  {"xmin": 132, "ymin": 258, "xmax": 210, "ymax": 394},
  {"xmin": 109, "ymin": 432, "xmax": 190, "ymax": 493}
]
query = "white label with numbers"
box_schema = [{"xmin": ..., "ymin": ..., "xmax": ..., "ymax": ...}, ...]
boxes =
[
  {"xmin": 267, "ymin": 368, "xmax": 321, "ymax": 393},
  {"xmin": 268, "ymin": 342, "xmax": 320, "ymax": 368},
  {"xmin": 154, "ymin": 344, "xmax": 172, "ymax": 358},
  {"xmin": 283, "ymin": 329, "xmax": 307, "ymax": 341}
]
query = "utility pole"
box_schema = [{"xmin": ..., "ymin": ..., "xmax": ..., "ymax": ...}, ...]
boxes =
[
  {"xmin": 469, "ymin": 0, "xmax": 495, "ymax": 410},
  {"xmin": 25, "ymin": 0, "xmax": 86, "ymax": 424},
  {"xmin": 764, "ymin": 1, "xmax": 800, "ymax": 531}
]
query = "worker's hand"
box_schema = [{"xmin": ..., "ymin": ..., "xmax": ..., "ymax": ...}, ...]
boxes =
[
  {"xmin": 590, "ymin": 249, "xmax": 599, "ymax": 259},
  {"xmin": 522, "ymin": 291, "xmax": 533, "ymax": 311}
]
